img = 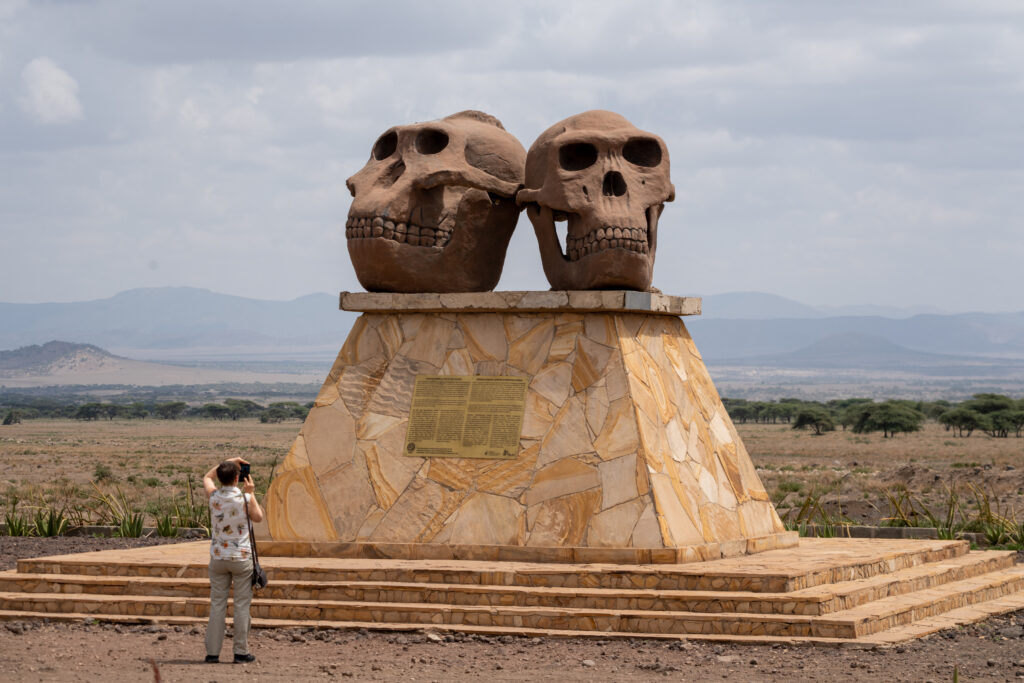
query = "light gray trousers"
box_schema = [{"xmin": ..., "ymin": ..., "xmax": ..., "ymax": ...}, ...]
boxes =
[{"xmin": 205, "ymin": 558, "xmax": 253, "ymax": 656}]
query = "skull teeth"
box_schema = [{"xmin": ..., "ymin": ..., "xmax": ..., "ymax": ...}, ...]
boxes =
[
  {"xmin": 345, "ymin": 215, "xmax": 452, "ymax": 249},
  {"xmin": 565, "ymin": 226, "xmax": 648, "ymax": 261}
]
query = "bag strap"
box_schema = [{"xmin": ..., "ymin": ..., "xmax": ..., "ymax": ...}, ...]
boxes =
[{"xmin": 243, "ymin": 492, "xmax": 260, "ymax": 569}]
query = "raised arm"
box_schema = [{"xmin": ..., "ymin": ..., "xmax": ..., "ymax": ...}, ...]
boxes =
[{"xmin": 202, "ymin": 464, "xmax": 220, "ymax": 498}]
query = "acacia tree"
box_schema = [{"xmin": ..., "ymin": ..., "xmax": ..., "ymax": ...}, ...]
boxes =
[
  {"xmin": 223, "ymin": 398, "xmax": 263, "ymax": 421},
  {"xmin": 852, "ymin": 402, "xmax": 923, "ymax": 438},
  {"xmin": 74, "ymin": 403, "xmax": 103, "ymax": 421},
  {"xmin": 985, "ymin": 409, "xmax": 1024, "ymax": 438},
  {"xmin": 198, "ymin": 403, "xmax": 231, "ymax": 420},
  {"xmin": 938, "ymin": 408, "xmax": 989, "ymax": 437},
  {"xmin": 792, "ymin": 408, "xmax": 835, "ymax": 435},
  {"xmin": 100, "ymin": 404, "xmax": 122, "ymax": 420},
  {"xmin": 154, "ymin": 402, "xmax": 187, "ymax": 420}
]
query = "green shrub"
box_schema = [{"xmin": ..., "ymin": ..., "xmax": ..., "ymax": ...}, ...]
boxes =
[
  {"xmin": 117, "ymin": 512, "xmax": 145, "ymax": 538},
  {"xmin": 93, "ymin": 464, "xmax": 115, "ymax": 482},
  {"xmin": 32, "ymin": 506, "xmax": 68, "ymax": 537},
  {"xmin": 4, "ymin": 511, "xmax": 32, "ymax": 536},
  {"xmin": 155, "ymin": 513, "xmax": 178, "ymax": 538}
]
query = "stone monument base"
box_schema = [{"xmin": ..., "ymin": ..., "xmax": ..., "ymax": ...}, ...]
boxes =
[
  {"xmin": 2, "ymin": 538, "xmax": 1023, "ymax": 644},
  {"xmin": 262, "ymin": 291, "xmax": 795, "ymax": 562}
]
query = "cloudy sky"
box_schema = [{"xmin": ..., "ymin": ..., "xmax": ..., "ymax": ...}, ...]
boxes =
[{"xmin": 1, "ymin": 1, "xmax": 1022, "ymax": 311}]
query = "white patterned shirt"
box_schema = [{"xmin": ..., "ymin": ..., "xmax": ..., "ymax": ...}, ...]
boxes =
[{"xmin": 209, "ymin": 486, "xmax": 252, "ymax": 561}]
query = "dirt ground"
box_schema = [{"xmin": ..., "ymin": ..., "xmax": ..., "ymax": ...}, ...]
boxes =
[
  {"xmin": 0, "ymin": 536, "xmax": 190, "ymax": 573},
  {"xmin": 1, "ymin": 597, "xmax": 1023, "ymax": 682}
]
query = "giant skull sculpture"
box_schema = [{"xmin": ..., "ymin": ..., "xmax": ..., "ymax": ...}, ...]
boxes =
[
  {"xmin": 517, "ymin": 111, "xmax": 675, "ymax": 291},
  {"xmin": 346, "ymin": 110, "xmax": 526, "ymax": 292}
]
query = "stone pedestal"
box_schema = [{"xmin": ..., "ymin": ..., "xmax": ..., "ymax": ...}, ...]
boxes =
[{"xmin": 262, "ymin": 291, "xmax": 796, "ymax": 563}]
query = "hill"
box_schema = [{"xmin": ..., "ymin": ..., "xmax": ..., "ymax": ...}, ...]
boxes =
[
  {"xmin": 0, "ymin": 341, "xmax": 322, "ymax": 388},
  {"xmin": 0, "ymin": 341, "xmax": 119, "ymax": 373}
]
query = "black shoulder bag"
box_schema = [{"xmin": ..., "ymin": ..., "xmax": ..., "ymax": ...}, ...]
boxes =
[{"xmin": 243, "ymin": 493, "xmax": 268, "ymax": 591}]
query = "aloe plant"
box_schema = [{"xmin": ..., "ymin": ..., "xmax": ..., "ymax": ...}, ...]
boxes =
[{"xmin": 155, "ymin": 512, "xmax": 178, "ymax": 538}]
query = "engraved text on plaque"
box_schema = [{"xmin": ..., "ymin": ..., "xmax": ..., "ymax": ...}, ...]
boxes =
[{"xmin": 405, "ymin": 375, "xmax": 527, "ymax": 459}]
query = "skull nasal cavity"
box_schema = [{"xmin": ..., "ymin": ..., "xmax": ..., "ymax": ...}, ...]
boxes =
[
  {"xmin": 603, "ymin": 171, "xmax": 627, "ymax": 197},
  {"xmin": 415, "ymin": 129, "xmax": 449, "ymax": 155}
]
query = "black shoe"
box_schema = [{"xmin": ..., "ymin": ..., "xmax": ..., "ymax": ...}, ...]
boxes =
[
  {"xmin": 233, "ymin": 653, "xmax": 256, "ymax": 664},
  {"xmin": 204, "ymin": 655, "xmax": 219, "ymax": 663}
]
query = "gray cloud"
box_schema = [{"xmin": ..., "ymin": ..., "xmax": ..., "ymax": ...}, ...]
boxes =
[{"xmin": 0, "ymin": 0, "xmax": 1022, "ymax": 312}]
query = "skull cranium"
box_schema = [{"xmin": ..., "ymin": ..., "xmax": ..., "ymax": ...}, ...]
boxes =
[
  {"xmin": 517, "ymin": 110, "xmax": 674, "ymax": 291},
  {"xmin": 346, "ymin": 111, "xmax": 526, "ymax": 292}
]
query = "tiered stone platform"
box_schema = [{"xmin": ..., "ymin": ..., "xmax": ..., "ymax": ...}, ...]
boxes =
[{"xmin": 2, "ymin": 538, "xmax": 1022, "ymax": 646}]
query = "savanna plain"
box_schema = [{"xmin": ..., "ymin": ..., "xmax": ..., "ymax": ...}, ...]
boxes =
[
  {"xmin": 3, "ymin": 418, "xmax": 1023, "ymax": 531},
  {"xmin": 1, "ymin": 418, "xmax": 1024, "ymax": 681}
]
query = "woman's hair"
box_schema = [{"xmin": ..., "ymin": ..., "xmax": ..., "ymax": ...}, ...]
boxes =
[{"xmin": 216, "ymin": 461, "xmax": 240, "ymax": 486}]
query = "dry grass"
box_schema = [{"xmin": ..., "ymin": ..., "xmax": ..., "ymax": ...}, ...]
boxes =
[
  {"xmin": 741, "ymin": 422, "xmax": 1024, "ymax": 525},
  {"xmin": 2, "ymin": 419, "xmax": 1022, "ymax": 529},
  {"xmin": 0, "ymin": 418, "xmax": 297, "ymax": 522}
]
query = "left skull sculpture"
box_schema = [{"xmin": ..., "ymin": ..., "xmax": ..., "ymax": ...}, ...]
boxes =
[{"xmin": 346, "ymin": 110, "xmax": 526, "ymax": 292}]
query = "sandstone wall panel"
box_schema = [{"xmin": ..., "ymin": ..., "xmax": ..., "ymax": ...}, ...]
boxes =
[{"xmin": 264, "ymin": 303, "xmax": 791, "ymax": 561}]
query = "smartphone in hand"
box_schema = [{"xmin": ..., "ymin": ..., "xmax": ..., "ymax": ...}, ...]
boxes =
[{"xmin": 239, "ymin": 463, "xmax": 251, "ymax": 481}]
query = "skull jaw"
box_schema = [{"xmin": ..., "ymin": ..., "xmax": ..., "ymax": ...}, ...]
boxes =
[
  {"xmin": 348, "ymin": 188, "xmax": 519, "ymax": 293},
  {"xmin": 527, "ymin": 205, "xmax": 657, "ymax": 291}
]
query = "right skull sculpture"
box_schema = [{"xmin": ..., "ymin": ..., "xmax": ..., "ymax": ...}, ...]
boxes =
[{"xmin": 517, "ymin": 110, "xmax": 675, "ymax": 291}]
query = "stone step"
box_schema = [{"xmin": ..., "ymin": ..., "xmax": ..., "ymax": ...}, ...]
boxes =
[
  {"xmin": 789, "ymin": 550, "xmax": 1015, "ymax": 616},
  {"xmin": 0, "ymin": 591, "xmax": 836, "ymax": 637},
  {"xmin": 5, "ymin": 589, "xmax": 1024, "ymax": 649},
  {"xmin": 3, "ymin": 563, "xmax": 1021, "ymax": 640},
  {"xmin": 861, "ymin": 591, "xmax": 1024, "ymax": 645},
  {"xmin": 16, "ymin": 538, "xmax": 969, "ymax": 593},
  {"xmin": 818, "ymin": 565, "xmax": 1024, "ymax": 638},
  {"xmin": 0, "ymin": 550, "xmax": 1010, "ymax": 617}
]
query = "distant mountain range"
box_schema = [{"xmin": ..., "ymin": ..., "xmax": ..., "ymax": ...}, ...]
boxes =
[
  {"xmin": 0, "ymin": 288, "xmax": 356, "ymax": 359},
  {"xmin": 1, "ymin": 288, "xmax": 1023, "ymax": 394},
  {"xmin": 716, "ymin": 333, "xmax": 1024, "ymax": 377},
  {"xmin": 686, "ymin": 311, "xmax": 1024, "ymax": 361}
]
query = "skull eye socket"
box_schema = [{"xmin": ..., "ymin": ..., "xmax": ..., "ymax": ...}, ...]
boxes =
[
  {"xmin": 623, "ymin": 138, "xmax": 662, "ymax": 167},
  {"xmin": 372, "ymin": 131, "xmax": 398, "ymax": 160},
  {"xmin": 558, "ymin": 142, "xmax": 598, "ymax": 171},
  {"xmin": 415, "ymin": 129, "xmax": 449, "ymax": 155}
]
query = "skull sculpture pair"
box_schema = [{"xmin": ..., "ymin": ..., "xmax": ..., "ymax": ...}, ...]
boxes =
[{"xmin": 346, "ymin": 110, "xmax": 674, "ymax": 292}]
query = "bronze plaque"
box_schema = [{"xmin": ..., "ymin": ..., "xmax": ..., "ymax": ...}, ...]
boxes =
[{"xmin": 405, "ymin": 375, "xmax": 528, "ymax": 459}]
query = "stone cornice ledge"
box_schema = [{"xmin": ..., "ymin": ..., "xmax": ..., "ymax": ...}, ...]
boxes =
[{"xmin": 340, "ymin": 291, "xmax": 701, "ymax": 316}]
